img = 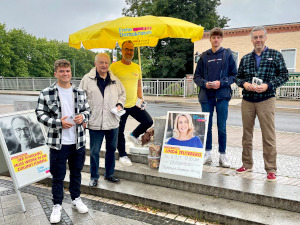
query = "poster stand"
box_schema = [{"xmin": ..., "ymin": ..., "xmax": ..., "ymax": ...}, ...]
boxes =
[
  {"xmin": 0, "ymin": 110, "xmax": 50, "ymax": 212},
  {"xmin": 159, "ymin": 111, "xmax": 209, "ymax": 179}
]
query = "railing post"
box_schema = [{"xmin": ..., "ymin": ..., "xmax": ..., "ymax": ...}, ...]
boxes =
[
  {"xmin": 294, "ymin": 81, "xmax": 297, "ymax": 99},
  {"xmin": 156, "ymin": 79, "xmax": 159, "ymax": 97},
  {"xmin": 16, "ymin": 77, "xmax": 19, "ymax": 90},
  {"xmin": 1, "ymin": 76, "xmax": 3, "ymax": 90},
  {"xmin": 32, "ymin": 78, "xmax": 35, "ymax": 91},
  {"xmin": 183, "ymin": 78, "xmax": 186, "ymax": 98}
]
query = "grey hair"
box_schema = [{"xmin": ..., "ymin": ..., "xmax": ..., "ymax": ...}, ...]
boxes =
[
  {"xmin": 250, "ymin": 26, "xmax": 267, "ymax": 37},
  {"xmin": 95, "ymin": 53, "xmax": 111, "ymax": 63}
]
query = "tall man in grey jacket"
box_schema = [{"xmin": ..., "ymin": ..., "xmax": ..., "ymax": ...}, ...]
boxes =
[{"xmin": 80, "ymin": 53, "xmax": 126, "ymax": 187}]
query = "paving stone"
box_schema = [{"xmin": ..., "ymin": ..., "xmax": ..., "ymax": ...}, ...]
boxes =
[
  {"xmin": 24, "ymin": 207, "xmax": 45, "ymax": 218},
  {"xmin": 74, "ymin": 219, "xmax": 97, "ymax": 225},
  {"xmin": 175, "ymin": 215, "xmax": 187, "ymax": 222},
  {"xmin": 93, "ymin": 215, "xmax": 120, "ymax": 225},
  {"xmin": 88, "ymin": 209, "xmax": 110, "ymax": 219},
  {"xmin": 165, "ymin": 213, "xmax": 178, "ymax": 219},
  {"xmin": 1, "ymin": 199, "xmax": 22, "ymax": 208},
  {"xmin": 2, "ymin": 204, "xmax": 23, "ymax": 216},
  {"xmin": 185, "ymin": 218, "xmax": 196, "ymax": 224},
  {"xmin": 25, "ymin": 214, "xmax": 50, "ymax": 225},
  {"xmin": 3, "ymin": 212, "xmax": 26, "ymax": 224}
]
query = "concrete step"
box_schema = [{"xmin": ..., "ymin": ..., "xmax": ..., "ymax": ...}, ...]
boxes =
[
  {"xmin": 42, "ymin": 170, "xmax": 300, "ymax": 225},
  {"xmin": 80, "ymin": 156, "xmax": 300, "ymax": 214}
]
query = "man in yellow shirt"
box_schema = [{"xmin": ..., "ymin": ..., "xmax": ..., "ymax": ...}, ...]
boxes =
[{"xmin": 110, "ymin": 40, "xmax": 153, "ymax": 166}]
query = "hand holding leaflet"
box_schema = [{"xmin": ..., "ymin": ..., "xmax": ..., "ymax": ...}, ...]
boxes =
[
  {"xmin": 65, "ymin": 115, "xmax": 76, "ymax": 125},
  {"xmin": 111, "ymin": 107, "xmax": 126, "ymax": 117},
  {"xmin": 136, "ymin": 98, "xmax": 147, "ymax": 110}
]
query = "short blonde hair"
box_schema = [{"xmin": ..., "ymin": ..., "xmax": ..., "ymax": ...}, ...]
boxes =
[
  {"xmin": 95, "ymin": 53, "xmax": 111, "ymax": 63},
  {"xmin": 173, "ymin": 113, "xmax": 194, "ymax": 139}
]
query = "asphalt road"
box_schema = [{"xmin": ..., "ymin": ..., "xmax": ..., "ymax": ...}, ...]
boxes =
[{"xmin": 1, "ymin": 94, "xmax": 299, "ymax": 133}]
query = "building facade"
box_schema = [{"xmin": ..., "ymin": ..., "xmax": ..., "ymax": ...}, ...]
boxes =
[{"xmin": 194, "ymin": 22, "xmax": 300, "ymax": 75}]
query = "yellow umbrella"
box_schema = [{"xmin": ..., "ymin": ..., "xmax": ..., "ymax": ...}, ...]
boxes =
[
  {"xmin": 69, "ymin": 15, "xmax": 204, "ymax": 49},
  {"xmin": 69, "ymin": 15, "xmax": 204, "ymax": 69}
]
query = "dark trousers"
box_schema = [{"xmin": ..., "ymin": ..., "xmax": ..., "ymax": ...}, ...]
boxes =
[
  {"xmin": 118, "ymin": 106, "xmax": 153, "ymax": 157},
  {"xmin": 201, "ymin": 98, "xmax": 229, "ymax": 153},
  {"xmin": 50, "ymin": 145, "xmax": 85, "ymax": 205},
  {"xmin": 89, "ymin": 128, "xmax": 118, "ymax": 180}
]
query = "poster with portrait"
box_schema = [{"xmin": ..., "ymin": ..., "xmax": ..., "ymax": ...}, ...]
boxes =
[
  {"xmin": 159, "ymin": 111, "xmax": 209, "ymax": 179},
  {"xmin": 0, "ymin": 110, "xmax": 50, "ymax": 188}
]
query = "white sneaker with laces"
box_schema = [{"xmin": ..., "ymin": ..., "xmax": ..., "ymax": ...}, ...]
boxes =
[
  {"xmin": 128, "ymin": 133, "xmax": 141, "ymax": 146},
  {"xmin": 219, "ymin": 154, "xmax": 230, "ymax": 168},
  {"xmin": 203, "ymin": 151, "xmax": 212, "ymax": 165},
  {"xmin": 72, "ymin": 197, "xmax": 88, "ymax": 213},
  {"xmin": 50, "ymin": 204, "xmax": 62, "ymax": 223},
  {"xmin": 119, "ymin": 156, "xmax": 132, "ymax": 166}
]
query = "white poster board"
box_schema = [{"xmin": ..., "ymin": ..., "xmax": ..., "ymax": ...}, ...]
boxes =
[
  {"xmin": 159, "ymin": 111, "xmax": 209, "ymax": 179},
  {"xmin": 0, "ymin": 110, "xmax": 50, "ymax": 189}
]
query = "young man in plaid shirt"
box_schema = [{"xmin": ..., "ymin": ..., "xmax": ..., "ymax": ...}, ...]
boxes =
[
  {"xmin": 235, "ymin": 26, "xmax": 289, "ymax": 181},
  {"xmin": 36, "ymin": 59, "xmax": 90, "ymax": 223}
]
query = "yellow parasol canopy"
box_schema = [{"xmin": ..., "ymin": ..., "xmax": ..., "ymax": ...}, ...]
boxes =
[{"xmin": 69, "ymin": 15, "xmax": 204, "ymax": 49}]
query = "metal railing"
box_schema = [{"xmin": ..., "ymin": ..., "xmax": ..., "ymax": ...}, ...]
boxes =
[
  {"xmin": 0, "ymin": 77, "xmax": 299, "ymax": 99},
  {"xmin": 142, "ymin": 78, "xmax": 186, "ymax": 97}
]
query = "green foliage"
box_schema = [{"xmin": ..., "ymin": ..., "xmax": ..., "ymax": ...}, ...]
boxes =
[
  {"xmin": 0, "ymin": 23, "xmax": 96, "ymax": 78},
  {"xmin": 163, "ymin": 83, "xmax": 184, "ymax": 95},
  {"xmin": 123, "ymin": 0, "xmax": 229, "ymax": 78}
]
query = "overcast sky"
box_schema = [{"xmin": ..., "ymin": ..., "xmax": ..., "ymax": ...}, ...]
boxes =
[{"xmin": 0, "ymin": 0, "xmax": 299, "ymax": 43}]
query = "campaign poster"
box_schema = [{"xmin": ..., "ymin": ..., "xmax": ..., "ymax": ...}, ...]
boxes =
[
  {"xmin": 0, "ymin": 110, "xmax": 50, "ymax": 188},
  {"xmin": 159, "ymin": 111, "xmax": 209, "ymax": 179}
]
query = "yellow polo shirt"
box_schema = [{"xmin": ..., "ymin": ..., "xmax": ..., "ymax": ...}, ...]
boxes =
[{"xmin": 109, "ymin": 61, "xmax": 142, "ymax": 108}]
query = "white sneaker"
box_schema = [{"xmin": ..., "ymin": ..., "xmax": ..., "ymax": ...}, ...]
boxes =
[
  {"xmin": 50, "ymin": 204, "xmax": 62, "ymax": 223},
  {"xmin": 203, "ymin": 151, "xmax": 212, "ymax": 165},
  {"xmin": 72, "ymin": 197, "xmax": 88, "ymax": 213},
  {"xmin": 219, "ymin": 154, "xmax": 230, "ymax": 168},
  {"xmin": 119, "ymin": 156, "xmax": 132, "ymax": 166},
  {"xmin": 128, "ymin": 133, "xmax": 141, "ymax": 146}
]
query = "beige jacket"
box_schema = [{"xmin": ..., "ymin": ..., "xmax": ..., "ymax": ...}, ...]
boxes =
[{"xmin": 79, "ymin": 67, "xmax": 126, "ymax": 130}]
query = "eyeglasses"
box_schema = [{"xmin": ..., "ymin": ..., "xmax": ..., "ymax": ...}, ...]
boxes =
[
  {"xmin": 122, "ymin": 48, "xmax": 134, "ymax": 53},
  {"xmin": 252, "ymin": 35, "xmax": 265, "ymax": 40},
  {"xmin": 14, "ymin": 127, "xmax": 30, "ymax": 133}
]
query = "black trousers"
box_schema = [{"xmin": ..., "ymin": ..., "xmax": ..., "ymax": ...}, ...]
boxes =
[
  {"xmin": 50, "ymin": 145, "xmax": 85, "ymax": 205},
  {"xmin": 117, "ymin": 106, "xmax": 153, "ymax": 157}
]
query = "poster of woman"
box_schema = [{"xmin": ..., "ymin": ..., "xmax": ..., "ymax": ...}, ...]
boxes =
[{"xmin": 159, "ymin": 111, "xmax": 209, "ymax": 179}]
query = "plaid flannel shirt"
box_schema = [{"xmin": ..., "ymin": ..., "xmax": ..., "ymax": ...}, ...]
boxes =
[
  {"xmin": 236, "ymin": 48, "xmax": 289, "ymax": 100},
  {"xmin": 35, "ymin": 82, "xmax": 90, "ymax": 150}
]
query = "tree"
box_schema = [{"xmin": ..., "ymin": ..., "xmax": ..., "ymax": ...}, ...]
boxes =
[
  {"xmin": 0, "ymin": 24, "xmax": 14, "ymax": 77},
  {"xmin": 123, "ymin": 0, "xmax": 229, "ymax": 78}
]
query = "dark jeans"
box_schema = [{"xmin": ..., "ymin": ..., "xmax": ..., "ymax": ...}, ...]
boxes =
[
  {"xmin": 118, "ymin": 106, "xmax": 153, "ymax": 157},
  {"xmin": 89, "ymin": 128, "xmax": 118, "ymax": 180},
  {"xmin": 50, "ymin": 145, "xmax": 85, "ymax": 205},
  {"xmin": 201, "ymin": 98, "xmax": 229, "ymax": 154}
]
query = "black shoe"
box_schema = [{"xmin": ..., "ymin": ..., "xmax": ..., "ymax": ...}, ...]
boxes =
[
  {"xmin": 104, "ymin": 176, "xmax": 120, "ymax": 183},
  {"xmin": 89, "ymin": 179, "xmax": 98, "ymax": 188}
]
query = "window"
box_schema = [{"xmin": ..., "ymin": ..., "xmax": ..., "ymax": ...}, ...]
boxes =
[{"xmin": 281, "ymin": 49, "xmax": 296, "ymax": 72}]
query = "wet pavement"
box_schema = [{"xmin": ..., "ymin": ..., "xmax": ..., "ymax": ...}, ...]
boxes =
[{"xmin": 0, "ymin": 91, "xmax": 299, "ymax": 224}]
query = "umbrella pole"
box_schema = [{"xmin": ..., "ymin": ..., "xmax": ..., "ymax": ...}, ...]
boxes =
[{"xmin": 137, "ymin": 39, "xmax": 143, "ymax": 98}]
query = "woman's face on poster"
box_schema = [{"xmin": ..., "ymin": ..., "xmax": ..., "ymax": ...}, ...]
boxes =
[{"xmin": 177, "ymin": 116, "xmax": 189, "ymax": 135}]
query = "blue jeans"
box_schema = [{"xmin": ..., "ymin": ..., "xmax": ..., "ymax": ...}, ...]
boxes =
[
  {"xmin": 201, "ymin": 98, "xmax": 228, "ymax": 154},
  {"xmin": 89, "ymin": 128, "xmax": 118, "ymax": 180},
  {"xmin": 118, "ymin": 106, "xmax": 153, "ymax": 157},
  {"xmin": 50, "ymin": 145, "xmax": 85, "ymax": 205}
]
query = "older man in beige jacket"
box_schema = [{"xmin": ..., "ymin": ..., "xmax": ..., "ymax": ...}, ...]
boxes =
[{"xmin": 80, "ymin": 53, "xmax": 125, "ymax": 187}]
